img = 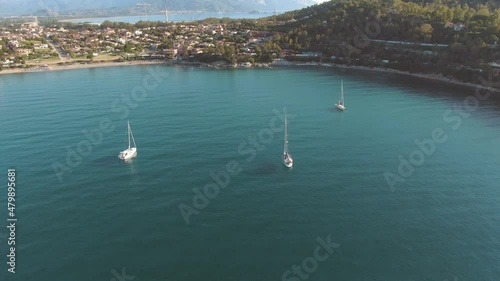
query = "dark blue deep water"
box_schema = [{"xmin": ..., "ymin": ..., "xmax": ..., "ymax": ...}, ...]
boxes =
[{"xmin": 1, "ymin": 66, "xmax": 500, "ymax": 281}]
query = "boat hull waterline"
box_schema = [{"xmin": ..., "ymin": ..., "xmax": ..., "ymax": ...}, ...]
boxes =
[
  {"xmin": 118, "ymin": 147, "xmax": 137, "ymax": 160},
  {"xmin": 335, "ymin": 103, "xmax": 346, "ymax": 111},
  {"xmin": 282, "ymin": 153, "xmax": 293, "ymax": 168}
]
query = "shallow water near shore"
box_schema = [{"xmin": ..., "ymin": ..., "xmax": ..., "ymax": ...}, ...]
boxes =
[{"xmin": 1, "ymin": 65, "xmax": 500, "ymax": 281}]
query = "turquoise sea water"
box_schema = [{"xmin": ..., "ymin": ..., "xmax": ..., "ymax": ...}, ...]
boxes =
[{"xmin": 1, "ymin": 66, "xmax": 500, "ymax": 281}]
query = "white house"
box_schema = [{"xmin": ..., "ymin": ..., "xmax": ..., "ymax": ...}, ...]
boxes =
[{"xmin": 34, "ymin": 44, "xmax": 49, "ymax": 50}]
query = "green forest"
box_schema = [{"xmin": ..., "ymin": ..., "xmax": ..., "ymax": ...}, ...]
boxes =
[{"xmin": 265, "ymin": 0, "xmax": 500, "ymax": 83}]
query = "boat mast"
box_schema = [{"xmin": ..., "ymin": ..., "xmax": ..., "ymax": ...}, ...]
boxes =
[
  {"xmin": 130, "ymin": 125, "xmax": 137, "ymax": 148},
  {"xmin": 284, "ymin": 109, "xmax": 288, "ymax": 153},
  {"xmin": 165, "ymin": 0, "xmax": 169, "ymax": 23},
  {"xmin": 127, "ymin": 121, "xmax": 131, "ymax": 149},
  {"xmin": 341, "ymin": 80, "xmax": 344, "ymax": 104}
]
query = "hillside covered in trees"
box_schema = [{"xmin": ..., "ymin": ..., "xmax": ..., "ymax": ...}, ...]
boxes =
[{"xmin": 263, "ymin": 0, "xmax": 500, "ymax": 83}]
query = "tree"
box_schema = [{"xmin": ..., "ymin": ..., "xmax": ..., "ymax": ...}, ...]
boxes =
[
  {"xmin": 136, "ymin": 43, "xmax": 143, "ymax": 53},
  {"xmin": 488, "ymin": 34, "xmax": 499, "ymax": 45},
  {"xmin": 123, "ymin": 42, "xmax": 133, "ymax": 53},
  {"xmin": 224, "ymin": 45, "xmax": 237, "ymax": 64},
  {"xmin": 419, "ymin": 23, "xmax": 434, "ymax": 42},
  {"xmin": 49, "ymin": 35, "xmax": 59, "ymax": 43}
]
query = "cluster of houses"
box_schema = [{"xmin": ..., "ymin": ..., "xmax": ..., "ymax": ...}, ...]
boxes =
[
  {"xmin": 0, "ymin": 19, "xmax": 295, "ymax": 68},
  {"xmin": 0, "ymin": 20, "xmax": 57, "ymax": 67}
]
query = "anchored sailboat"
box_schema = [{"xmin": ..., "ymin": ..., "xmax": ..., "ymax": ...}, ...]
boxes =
[
  {"xmin": 118, "ymin": 121, "xmax": 137, "ymax": 160},
  {"xmin": 335, "ymin": 80, "xmax": 346, "ymax": 111},
  {"xmin": 282, "ymin": 109, "xmax": 293, "ymax": 168}
]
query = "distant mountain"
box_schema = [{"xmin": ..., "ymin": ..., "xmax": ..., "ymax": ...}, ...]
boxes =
[{"xmin": 0, "ymin": 0, "xmax": 318, "ymax": 17}]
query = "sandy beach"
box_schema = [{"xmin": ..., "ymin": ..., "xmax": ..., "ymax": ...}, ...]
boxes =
[
  {"xmin": 0, "ymin": 60, "xmax": 168, "ymax": 75},
  {"xmin": 1, "ymin": 59, "xmax": 497, "ymax": 93}
]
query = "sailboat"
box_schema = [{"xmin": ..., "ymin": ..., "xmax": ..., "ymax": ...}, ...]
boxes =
[
  {"xmin": 335, "ymin": 80, "xmax": 347, "ymax": 111},
  {"xmin": 118, "ymin": 121, "xmax": 137, "ymax": 160},
  {"xmin": 282, "ymin": 109, "xmax": 293, "ymax": 168}
]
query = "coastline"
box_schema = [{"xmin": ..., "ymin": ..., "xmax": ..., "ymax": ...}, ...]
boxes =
[
  {"xmin": 0, "ymin": 60, "xmax": 168, "ymax": 75},
  {"xmin": 1, "ymin": 59, "xmax": 496, "ymax": 93},
  {"xmin": 271, "ymin": 60, "xmax": 499, "ymax": 93},
  {"xmin": 58, "ymin": 15, "xmax": 170, "ymax": 23},
  {"xmin": 263, "ymin": 60, "xmax": 498, "ymax": 93},
  {"xmin": 57, "ymin": 11, "xmax": 265, "ymax": 23},
  {"xmin": 329, "ymin": 64, "xmax": 499, "ymax": 93}
]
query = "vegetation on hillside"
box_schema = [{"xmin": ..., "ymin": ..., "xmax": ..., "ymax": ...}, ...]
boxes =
[{"xmin": 260, "ymin": 0, "xmax": 500, "ymax": 83}]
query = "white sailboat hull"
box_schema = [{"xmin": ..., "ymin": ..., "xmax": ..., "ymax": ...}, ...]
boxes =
[
  {"xmin": 282, "ymin": 153, "xmax": 293, "ymax": 168},
  {"xmin": 119, "ymin": 121, "xmax": 137, "ymax": 161},
  {"xmin": 119, "ymin": 147, "xmax": 137, "ymax": 160},
  {"xmin": 335, "ymin": 103, "xmax": 346, "ymax": 111}
]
